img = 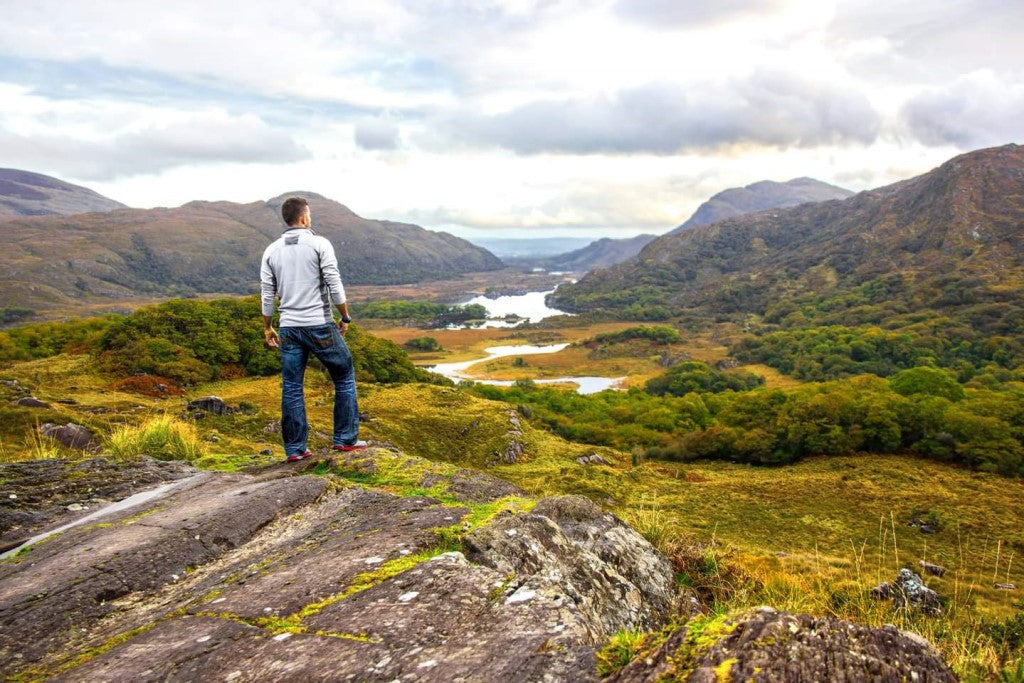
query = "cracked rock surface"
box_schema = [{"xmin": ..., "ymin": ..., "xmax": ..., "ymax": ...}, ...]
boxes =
[
  {"xmin": 0, "ymin": 451, "xmax": 676, "ymax": 681},
  {"xmin": 606, "ymin": 606, "xmax": 957, "ymax": 683}
]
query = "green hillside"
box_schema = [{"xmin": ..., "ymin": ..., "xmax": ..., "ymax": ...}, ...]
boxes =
[{"xmin": 553, "ymin": 144, "xmax": 1024, "ymax": 322}]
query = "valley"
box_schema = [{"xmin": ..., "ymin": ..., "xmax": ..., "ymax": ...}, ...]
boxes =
[
  {"xmin": 1, "ymin": 323, "xmax": 1021, "ymax": 678},
  {"xmin": 2, "ymin": 144, "xmax": 1024, "ymax": 679}
]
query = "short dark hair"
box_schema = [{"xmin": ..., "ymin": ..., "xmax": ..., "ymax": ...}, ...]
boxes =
[{"xmin": 281, "ymin": 197, "xmax": 309, "ymax": 226}]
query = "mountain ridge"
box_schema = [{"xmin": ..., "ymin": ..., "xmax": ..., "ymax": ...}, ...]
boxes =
[
  {"xmin": 551, "ymin": 144, "xmax": 1024, "ymax": 318},
  {"xmin": 0, "ymin": 192, "xmax": 503, "ymax": 311},
  {"xmin": 672, "ymin": 176, "xmax": 853, "ymax": 233},
  {"xmin": 0, "ymin": 169, "xmax": 127, "ymax": 218},
  {"xmin": 537, "ymin": 234, "xmax": 659, "ymax": 272}
]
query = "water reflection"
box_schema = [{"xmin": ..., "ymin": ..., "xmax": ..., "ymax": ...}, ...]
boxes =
[{"xmin": 453, "ymin": 289, "xmax": 570, "ymax": 328}]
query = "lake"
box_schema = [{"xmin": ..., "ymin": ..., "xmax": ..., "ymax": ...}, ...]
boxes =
[{"xmin": 455, "ymin": 289, "xmax": 570, "ymax": 328}]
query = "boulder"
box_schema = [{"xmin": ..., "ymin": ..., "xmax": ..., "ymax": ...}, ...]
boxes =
[
  {"xmin": 994, "ymin": 582, "xmax": 1017, "ymax": 590},
  {"xmin": 870, "ymin": 582, "xmax": 893, "ymax": 600},
  {"xmin": 496, "ymin": 438, "xmax": 525, "ymax": 464},
  {"xmin": 464, "ymin": 495, "xmax": 676, "ymax": 639},
  {"xmin": 576, "ymin": 454, "xmax": 612, "ymax": 466},
  {"xmin": 3, "ymin": 471, "xmax": 662, "ymax": 681},
  {"xmin": 1, "ymin": 379, "xmax": 28, "ymax": 394},
  {"xmin": 186, "ymin": 396, "xmax": 230, "ymax": 416},
  {"xmin": 908, "ymin": 514, "xmax": 941, "ymax": 535},
  {"xmin": 532, "ymin": 495, "xmax": 678, "ymax": 620},
  {"xmin": 39, "ymin": 423, "xmax": 97, "ymax": 450},
  {"xmin": 14, "ymin": 396, "xmax": 50, "ymax": 408},
  {"xmin": 891, "ymin": 568, "xmax": 943, "ymax": 615},
  {"xmin": 605, "ymin": 607, "xmax": 957, "ymax": 683},
  {"xmin": 918, "ymin": 559, "xmax": 947, "ymax": 577}
]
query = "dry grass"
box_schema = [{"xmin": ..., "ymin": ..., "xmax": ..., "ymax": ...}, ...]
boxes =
[{"xmin": 107, "ymin": 415, "xmax": 208, "ymax": 462}]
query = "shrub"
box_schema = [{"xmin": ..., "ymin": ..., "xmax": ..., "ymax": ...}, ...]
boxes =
[
  {"xmin": 404, "ymin": 336, "xmax": 442, "ymax": 352},
  {"xmin": 890, "ymin": 366, "xmax": 965, "ymax": 401},
  {"xmin": 646, "ymin": 361, "xmax": 764, "ymax": 396}
]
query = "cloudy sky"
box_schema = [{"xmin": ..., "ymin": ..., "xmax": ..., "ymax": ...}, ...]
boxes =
[{"xmin": 1, "ymin": 0, "xmax": 1022, "ymax": 239}]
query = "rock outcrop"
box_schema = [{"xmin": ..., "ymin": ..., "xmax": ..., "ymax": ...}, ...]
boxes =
[
  {"xmin": 465, "ymin": 496, "xmax": 675, "ymax": 641},
  {"xmin": 0, "ymin": 450, "xmax": 676, "ymax": 681},
  {"xmin": 605, "ymin": 607, "xmax": 957, "ymax": 682},
  {"xmin": 0, "ymin": 456, "xmax": 196, "ymax": 552}
]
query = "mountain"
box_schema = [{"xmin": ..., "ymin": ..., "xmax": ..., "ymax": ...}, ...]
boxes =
[
  {"xmin": 0, "ymin": 169, "xmax": 127, "ymax": 218},
  {"xmin": 0, "ymin": 192, "xmax": 503, "ymax": 311},
  {"xmin": 539, "ymin": 234, "xmax": 658, "ymax": 272},
  {"xmin": 551, "ymin": 144, "xmax": 1024, "ymax": 319},
  {"xmin": 671, "ymin": 177, "xmax": 853, "ymax": 233}
]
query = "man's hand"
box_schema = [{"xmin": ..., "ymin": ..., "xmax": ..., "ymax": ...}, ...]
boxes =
[
  {"xmin": 337, "ymin": 319, "xmax": 349, "ymax": 338},
  {"xmin": 264, "ymin": 327, "xmax": 280, "ymax": 349}
]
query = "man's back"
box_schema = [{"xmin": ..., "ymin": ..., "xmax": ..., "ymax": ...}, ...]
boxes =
[{"xmin": 260, "ymin": 229, "xmax": 346, "ymax": 327}]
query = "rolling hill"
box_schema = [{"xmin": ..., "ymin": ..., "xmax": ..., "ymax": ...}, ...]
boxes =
[
  {"xmin": 551, "ymin": 144, "xmax": 1024, "ymax": 321},
  {"xmin": 0, "ymin": 191, "xmax": 503, "ymax": 311},
  {"xmin": 0, "ymin": 169, "xmax": 127, "ymax": 218},
  {"xmin": 537, "ymin": 234, "xmax": 658, "ymax": 272}
]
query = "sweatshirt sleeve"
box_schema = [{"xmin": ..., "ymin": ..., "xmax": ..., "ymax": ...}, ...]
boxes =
[
  {"xmin": 260, "ymin": 249, "xmax": 277, "ymax": 316},
  {"xmin": 318, "ymin": 238, "xmax": 347, "ymax": 305}
]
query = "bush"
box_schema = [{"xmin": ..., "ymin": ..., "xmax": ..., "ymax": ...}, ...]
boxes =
[
  {"xmin": 591, "ymin": 325, "xmax": 682, "ymax": 345},
  {"xmin": 646, "ymin": 361, "xmax": 764, "ymax": 396},
  {"xmin": 404, "ymin": 336, "xmax": 442, "ymax": 352}
]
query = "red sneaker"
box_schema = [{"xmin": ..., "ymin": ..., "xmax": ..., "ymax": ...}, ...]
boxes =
[{"xmin": 286, "ymin": 450, "xmax": 313, "ymax": 462}]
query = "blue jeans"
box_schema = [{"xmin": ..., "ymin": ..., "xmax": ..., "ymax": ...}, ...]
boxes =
[{"xmin": 279, "ymin": 324, "xmax": 359, "ymax": 456}]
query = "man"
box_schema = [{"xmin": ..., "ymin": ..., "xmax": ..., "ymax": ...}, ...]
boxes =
[{"xmin": 260, "ymin": 196, "xmax": 367, "ymax": 462}]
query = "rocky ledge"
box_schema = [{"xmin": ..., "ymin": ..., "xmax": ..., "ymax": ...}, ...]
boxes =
[
  {"xmin": 0, "ymin": 450, "xmax": 674, "ymax": 681},
  {"xmin": 0, "ymin": 450, "xmax": 958, "ymax": 681}
]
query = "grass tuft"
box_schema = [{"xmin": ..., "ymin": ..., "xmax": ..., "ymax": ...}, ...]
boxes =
[{"xmin": 106, "ymin": 415, "xmax": 207, "ymax": 461}]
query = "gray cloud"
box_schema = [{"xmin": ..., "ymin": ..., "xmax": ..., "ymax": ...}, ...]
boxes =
[
  {"xmin": 614, "ymin": 0, "xmax": 786, "ymax": 27},
  {"xmin": 900, "ymin": 73, "xmax": 1024, "ymax": 148},
  {"xmin": 444, "ymin": 71, "xmax": 880, "ymax": 155},
  {"xmin": 354, "ymin": 119, "xmax": 401, "ymax": 150},
  {"xmin": 830, "ymin": 0, "xmax": 1024, "ymax": 83},
  {"xmin": 0, "ymin": 115, "xmax": 310, "ymax": 180}
]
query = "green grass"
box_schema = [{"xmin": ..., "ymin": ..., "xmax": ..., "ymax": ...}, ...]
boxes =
[{"xmin": 2, "ymin": 346, "xmax": 1023, "ymax": 678}]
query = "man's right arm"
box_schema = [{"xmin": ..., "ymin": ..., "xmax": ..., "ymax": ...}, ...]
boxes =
[{"xmin": 260, "ymin": 252, "xmax": 279, "ymax": 348}]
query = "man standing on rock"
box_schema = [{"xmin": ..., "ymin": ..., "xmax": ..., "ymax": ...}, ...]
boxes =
[{"xmin": 260, "ymin": 196, "xmax": 367, "ymax": 462}]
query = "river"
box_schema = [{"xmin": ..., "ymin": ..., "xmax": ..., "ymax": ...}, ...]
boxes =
[{"xmin": 427, "ymin": 343, "xmax": 624, "ymax": 395}]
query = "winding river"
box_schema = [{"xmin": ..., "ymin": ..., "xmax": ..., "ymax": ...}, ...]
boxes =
[{"xmin": 427, "ymin": 343, "xmax": 624, "ymax": 395}]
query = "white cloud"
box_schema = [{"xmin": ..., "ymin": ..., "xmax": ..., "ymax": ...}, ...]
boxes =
[{"xmin": 614, "ymin": 0, "xmax": 789, "ymax": 27}]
